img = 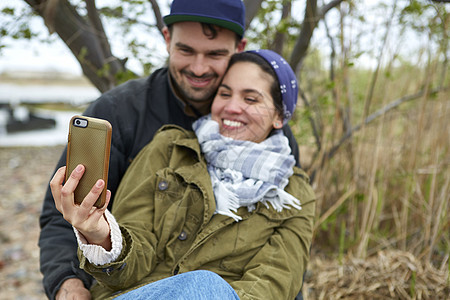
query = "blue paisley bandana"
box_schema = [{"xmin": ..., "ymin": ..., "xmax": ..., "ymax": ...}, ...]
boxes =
[{"xmin": 248, "ymin": 49, "xmax": 298, "ymax": 125}]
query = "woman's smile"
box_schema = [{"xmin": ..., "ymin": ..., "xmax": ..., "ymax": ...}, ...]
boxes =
[{"xmin": 223, "ymin": 119, "xmax": 245, "ymax": 128}]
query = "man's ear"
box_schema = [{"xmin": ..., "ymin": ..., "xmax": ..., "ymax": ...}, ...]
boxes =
[
  {"xmin": 162, "ymin": 26, "xmax": 171, "ymax": 52},
  {"xmin": 236, "ymin": 37, "xmax": 247, "ymax": 53}
]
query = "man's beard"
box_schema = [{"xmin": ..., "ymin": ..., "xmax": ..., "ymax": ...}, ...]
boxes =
[{"xmin": 171, "ymin": 67, "xmax": 218, "ymax": 104}]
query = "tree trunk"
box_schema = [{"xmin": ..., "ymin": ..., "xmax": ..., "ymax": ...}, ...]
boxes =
[{"xmin": 24, "ymin": 0, "xmax": 126, "ymax": 92}]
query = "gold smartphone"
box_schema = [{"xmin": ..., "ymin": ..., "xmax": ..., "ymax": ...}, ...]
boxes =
[{"xmin": 65, "ymin": 115, "xmax": 112, "ymax": 208}]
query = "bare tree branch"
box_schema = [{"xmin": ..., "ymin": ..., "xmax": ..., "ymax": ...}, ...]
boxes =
[
  {"xmin": 148, "ymin": 0, "xmax": 164, "ymax": 34},
  {"xmin": 85, "ymin": 0, "xmax": 124, "ymax": 90},
  {"xmin": 243, "ymin": 0, "xmax": 263, "ymax": 29},
  {"xmin": 289, "ymin": 0, "xmax": 346, "ymax": 72},
  {"xmin": 323, "ymin": 15, "xmax": 336, "ymax": 85},
  {"xmin": 363, "ymin": 2, "xmax": 398, "ymax": 120},
  {"xmin": 289, "ymin": 0, "xmax": 317, "ymax": 72},
  {"xmin": 308, "ymin": 85, "xmax": 448, "ymax": 182},
  {"xmin": 42, "ymin": 0, "xmax": 59, "ymax": 33},
  {"xmin": 85, "ymin": 0, "xmax": 110, "ymax": 59},
  {"xmin": 318, "ymin": 0, "xmax": 346, "ymax": 18},
  {"xmin": 325, "ymin": 86, "xmax": 448, "ymax": 163},
  {"xmin": 299, "ymin": 87, "xmax": 322, "ymax": 152},
  {"xmin": 434, "ymin": 5, "xmax": 449, "ymax": 88},
  {"xmin": 271, "ymin": 0, "xmax": 292, "ymax": 54}
]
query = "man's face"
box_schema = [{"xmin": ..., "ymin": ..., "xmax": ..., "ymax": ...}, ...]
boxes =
[{"xmin": 163, "ymin": 22, "xmax": 245, "ymax": 108}]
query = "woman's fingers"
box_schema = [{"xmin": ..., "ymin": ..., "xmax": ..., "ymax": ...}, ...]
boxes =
[
  {"xmin": 50, "ymin": 166, "xmax": 67, "ymax": 212},
  {"xmin": 80, "ymin": 179, "xmax": 105, "ymax": 211},
  {"xmin": 61, "ymin": 164, "xmax": 84, "ymax": 199},
  {"xmin": 72, "ymin": 185, "xmax": 111, "ymax": 244},
  {"xmin": 103, "ymin": 190, "xmax": 112, "ymax": 211},
  {"xmin": 70, "ymin": 179, "xmax": 107, "ymax": 225},
  {"xmin": 58, "ymin": 165, "xmax": 85, "ymax": 217}
]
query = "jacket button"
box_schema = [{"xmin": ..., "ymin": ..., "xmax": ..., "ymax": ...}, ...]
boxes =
[
  {"xmin": 178, "ymin": 231, "xmax": 187, "ymax": 241},
  {"xmin": 173, "ymin": 266, "xmax": 180, "ymax": 275},
  {"xmin": 158, "ymin": 180, "xmax": 168, "ymax": 190},
  {"xmin": 102, "ymin": 266, "xmax": 114, "ymax": 275}
]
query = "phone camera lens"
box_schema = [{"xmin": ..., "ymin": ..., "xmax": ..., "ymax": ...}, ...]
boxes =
[{"xmin": 76, "ymin": 120, "xmax": 81, "ymax": 125}]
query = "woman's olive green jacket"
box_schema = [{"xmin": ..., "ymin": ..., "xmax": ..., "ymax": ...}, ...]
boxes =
[{"xmin": 80, "ymin": 125, "xmax": 316, "ymax": 300}]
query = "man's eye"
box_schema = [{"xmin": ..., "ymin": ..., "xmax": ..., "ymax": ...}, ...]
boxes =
[
  {"xmin": 179, "ymin": 48, "xmax": 193, "ymax": 54},
  {"xmin": 210, "ymin": 53, "xmax": 225, "ymax": 58}
]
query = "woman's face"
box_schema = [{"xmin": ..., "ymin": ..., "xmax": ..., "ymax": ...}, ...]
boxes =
[{"xmin": 211, "ymin": 61, "xmax": 283, "ymax": 143}]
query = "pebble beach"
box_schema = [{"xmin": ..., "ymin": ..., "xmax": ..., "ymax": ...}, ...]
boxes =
[{"xmin": 0, "ymin": 146, "xmax": 63, "ymax": 299}]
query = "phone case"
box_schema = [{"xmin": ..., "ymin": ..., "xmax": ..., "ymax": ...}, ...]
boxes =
[{"xmin": 66, "ymin": 115, "xmax": 112, "ymax": 208}]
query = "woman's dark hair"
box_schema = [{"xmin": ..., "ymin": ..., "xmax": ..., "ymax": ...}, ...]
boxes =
[{"xmin": 226, "ymin": 52, "xmax": 284, "ymax": 117}]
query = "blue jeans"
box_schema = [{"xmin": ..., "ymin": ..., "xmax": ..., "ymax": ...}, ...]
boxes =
[{"xmin": 114, "ymin": 270, "xmax": 240, "ymax": 300}]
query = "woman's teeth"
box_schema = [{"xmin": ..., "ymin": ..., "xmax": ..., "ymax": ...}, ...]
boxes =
[{"xmin": 223, "ymin": 119, "xmax": 243, "ymax": 127}]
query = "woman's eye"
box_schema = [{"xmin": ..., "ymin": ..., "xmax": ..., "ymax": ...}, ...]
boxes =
[{"xmin": 245, "ymin": 97, "xmax": 258, "ymax": 103}]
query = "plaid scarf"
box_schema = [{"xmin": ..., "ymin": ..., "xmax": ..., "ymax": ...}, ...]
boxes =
[{"xmin": 193, "ymin": 115, "xmax": 302, "ymax": 222}]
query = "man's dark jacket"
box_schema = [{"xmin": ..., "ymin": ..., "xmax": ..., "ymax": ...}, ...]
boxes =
[{"xmin": 38, "ymin": 67, "xmax": 300, "ymax": 299}]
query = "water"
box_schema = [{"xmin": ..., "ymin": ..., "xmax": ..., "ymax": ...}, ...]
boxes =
[
  {"xmin": 0, "ymin": 109, "xmax": 82, "ymax": 147},
  {"xmin": 0, "ymin": 82, "xmax": 100, "ymax": 147}
]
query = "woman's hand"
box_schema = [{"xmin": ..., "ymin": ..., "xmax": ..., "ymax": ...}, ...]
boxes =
[{"xmin": 50, "ymin": 164, "xmax": 112, "ymax": 250}]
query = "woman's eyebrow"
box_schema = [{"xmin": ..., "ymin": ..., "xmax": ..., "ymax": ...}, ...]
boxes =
[
  {"xmin": 243, "ymin": 88, "xmax": 264, "ymax": 98},
  {"xmin": 220, "ymin": 84, "xmax": 265, "ymax": 98},
  {"xmin": 219, "ymin": 84, "xmax": 232, "ymax": 90}
]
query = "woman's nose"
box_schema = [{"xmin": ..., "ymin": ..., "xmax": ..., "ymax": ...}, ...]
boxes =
[{"xmin": 224, "ymin": 97, "xmax": 244, "ymax": 114}]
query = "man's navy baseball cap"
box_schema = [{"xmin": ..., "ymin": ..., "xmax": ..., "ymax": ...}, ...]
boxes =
[{"xmin": 163, "ymin": 0, "xmax": 246, "ymax": 37}]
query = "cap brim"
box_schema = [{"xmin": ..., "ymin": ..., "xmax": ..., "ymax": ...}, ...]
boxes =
[{"xmin": 163, "ymin": 15, "xmax": 244, "ymax": 36}]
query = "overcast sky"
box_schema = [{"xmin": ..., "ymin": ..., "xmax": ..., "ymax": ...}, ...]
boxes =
[
  {"xmin": 0, "ymin": 38, "xmax": 82, "ymax": 74},
  {"xmin": 0, "ymin": 0, "xmax": 168, "ymax": 75},
  {"xmin": 0, "ymin": 1, "xmax": 438, "ymax": 76}
]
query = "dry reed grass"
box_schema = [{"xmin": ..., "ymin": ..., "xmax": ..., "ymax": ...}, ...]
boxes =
[
  {"xmin": 303, "ymin": 250, "xmax": 449, "ymax": 300},
  {"xmin": 295, "ymin": 47, "xmax": 449, "ymax": 298},
  {"xmin": 310, "ymin": 94, "xmax": 449, "ymax": 252}
]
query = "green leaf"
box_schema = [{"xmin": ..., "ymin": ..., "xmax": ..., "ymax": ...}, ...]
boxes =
[{"xmin": 1, "ymin": 7, "xmax": 15, "ymax": 15}]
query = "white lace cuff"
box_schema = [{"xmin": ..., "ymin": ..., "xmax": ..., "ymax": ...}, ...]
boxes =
[{"xmin": 73, "ymin": 209, "xmax": 123, "ymax": 266}]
